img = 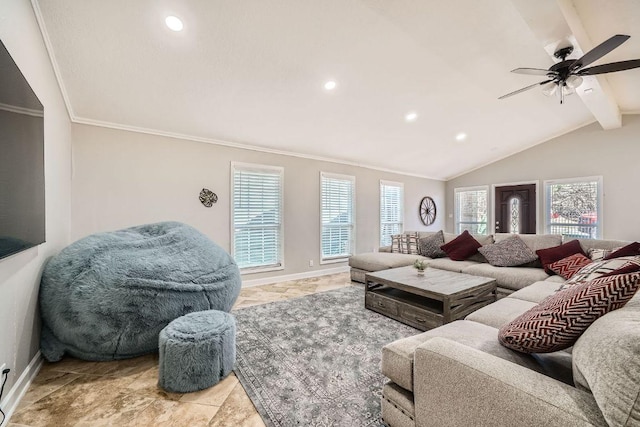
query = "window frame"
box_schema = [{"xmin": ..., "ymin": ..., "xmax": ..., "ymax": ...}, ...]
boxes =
[
  {"xmin": 544, "ymin": 176, "xmax": 603, "ymax": 239},
  {"xmin": 230, "ymin": 161, "xmax": 285, "ymax": 274},
  {"xmin": 319, "ymin": 171, "xmax": 356, "ymax": 264},
  {"xmin": 379, "ymin": 180, "xmax": 404, "ymax": 247},
  {"xmin": 454, "ymin": 185, "xmax": 489, "ymax": 235}
]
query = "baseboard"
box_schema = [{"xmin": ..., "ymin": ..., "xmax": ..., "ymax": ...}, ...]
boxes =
[
  {"xmin": 0, "ymin": 351, "xmax": 43, "ymax": 426},
  {"xmin": 241, "ymin": 266, "xmax": 350, "ymax": 288}
]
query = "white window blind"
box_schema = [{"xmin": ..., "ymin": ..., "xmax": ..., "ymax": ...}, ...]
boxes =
[
  {"xmin": 455, "ymin": 186, "xmax": 488, "ymax": 235},
  {"xmin": 320, "ymin": 172, "xmax": 355, "ymax": 262},
  {"xmin": 545, "ymin": 177, "xmax": 602, "ymax": 239},
  {"xmin": 231, "ymin": 162, "xmax": 283, "ymax": 271},
  {"xmin": 380, "ymin": 181, "xmax": 404, "ymax": 246}
]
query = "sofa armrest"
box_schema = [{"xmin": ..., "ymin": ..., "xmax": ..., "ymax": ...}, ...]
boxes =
[
  {"xmin": 379, "ymin": 246, "xmax": 391, "ymax": 253},
  {"xmin": 413, "ymin": 337, "xmax": 606, "ymax": 427}
]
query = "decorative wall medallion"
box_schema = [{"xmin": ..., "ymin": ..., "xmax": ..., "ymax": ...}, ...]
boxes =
[
  {"xmin": 199, "ymin": 188, "xmax": 218, "ymax": 207},
  {"xmin": 419, "ymin": 196, "xmax": 437, "ymax": 226}
]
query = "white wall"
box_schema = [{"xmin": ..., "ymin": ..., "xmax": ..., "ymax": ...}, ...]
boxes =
[
  {"xmin": 70, "ymin": 124, "xmax": 445, "ymax": 282},
  {"xmin": 0, "ymin": 0, "xmax": 71, "ymax": 413},
  {"xmin": 445, "ymin": 114, "xmax": 640, "ymax": 241}
]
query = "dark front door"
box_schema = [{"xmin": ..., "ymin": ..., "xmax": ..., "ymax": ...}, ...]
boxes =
[{"xmin": 494, "ymin": 184, "xmax": 536, "ymax": 234}]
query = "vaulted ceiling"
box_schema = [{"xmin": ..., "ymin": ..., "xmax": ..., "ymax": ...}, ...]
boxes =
[{"xmin": 33, "ymin": 0, "xmax": 640, "ymax": 180}]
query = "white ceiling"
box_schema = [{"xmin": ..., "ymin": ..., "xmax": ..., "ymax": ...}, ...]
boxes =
[{"xmin": 33, "ymin": 0, "xmax": 640, "ymax": 180}]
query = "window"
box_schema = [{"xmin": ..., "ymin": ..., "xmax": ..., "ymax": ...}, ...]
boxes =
[
  {"xmin": 545, "ymin": 177, "xmax": 602, "ymax": 239},
  {"xmin": 454, "ymin": 186, "xmax": 488, "ymax": 235},
  {"xmin": 231, "ymin": 162, "xmax": 284, "ymax": 272},
  {"xmin": 320, "ymin": 172, "xmax": 355, "ymax": 262},
  {"xmin": 380, "ymin": 181, "xmax": 404, "ymax": 246}
]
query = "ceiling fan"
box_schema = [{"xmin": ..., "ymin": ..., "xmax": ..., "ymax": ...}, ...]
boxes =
[{"xmin": 499, "ymin": 34, "xmax": 640, "ymax": 104}]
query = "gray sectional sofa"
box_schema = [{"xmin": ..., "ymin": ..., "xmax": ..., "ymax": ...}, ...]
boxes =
[
  {"xmin": 349, "ymin": 232, "xmax": 626, "ymax": 298},
  {"xmin": 348, "ymin": 232, "xmax": 639, "ymax": 426},
  {"xmin": 380, "ymin": 275, "xmax": 640, "ymax": 427}
]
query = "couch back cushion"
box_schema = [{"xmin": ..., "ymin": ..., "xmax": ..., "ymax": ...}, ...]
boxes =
[
  {"xmin": 495, "ymin": 233, "xmax": 562, "ymax": 252},
  {"xmin": 572, "ymin": 291, "xmax": 640, "ymax": 427},
  {"xmin": 569, "ymin": 237, "xmax": 631, "ymax": 253}
]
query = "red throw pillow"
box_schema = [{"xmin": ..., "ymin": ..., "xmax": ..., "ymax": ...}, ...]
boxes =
[
  {"xmin": 499, "ymin": 272, "xmax": 640, "ymax": 353},
  {"xmin": 548, "ymin": 253, "xmax": 592, "ymax": 280},
  {"xmin": 440, "ymin": 230, "xmax": 481, "ymax": 261},
  {"xmin": 604, "ymin": 242, "xmax": 640, "ymax": 260},
  {"xmin": 536, "ymin": 240, "xmax": 586, "ymax": 274}
]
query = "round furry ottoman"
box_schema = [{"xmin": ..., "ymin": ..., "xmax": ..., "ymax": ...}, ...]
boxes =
[
  {"xmin": 158, "ymin": 310, "xmax": 236, "ymax": 393},
  {"xmin": 39, "ymin": 221, "xmax": 241, "ymax": 362}
]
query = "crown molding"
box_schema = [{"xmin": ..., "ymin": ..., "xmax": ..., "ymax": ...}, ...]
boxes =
[
  {"xmin": 72, "ymin": 116, "xmax": 445, "ymax": 181},
  {"xmin": 0, "ymin": 102, "xmax": 43, "ymax": 117}
]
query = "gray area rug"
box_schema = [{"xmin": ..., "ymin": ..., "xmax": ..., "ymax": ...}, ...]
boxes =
[{"xmin": 233, "ymin": 286, "xmax": 419, "ymax": 427}]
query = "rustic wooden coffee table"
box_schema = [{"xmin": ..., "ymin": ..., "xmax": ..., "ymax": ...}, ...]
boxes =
[{"xmin": 365, "ymin": 266, "xmax": 497, "ymax": 331}]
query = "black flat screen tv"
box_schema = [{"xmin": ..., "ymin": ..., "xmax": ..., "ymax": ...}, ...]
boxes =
[{"xmin": 0, "ymin": 38, "xmax": 45, "ymax": 260}]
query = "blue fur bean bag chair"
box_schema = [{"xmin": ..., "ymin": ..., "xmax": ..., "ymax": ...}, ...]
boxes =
[{"xmin": 39, "ymin": 221, "xmax": 241, "ymax": 362}]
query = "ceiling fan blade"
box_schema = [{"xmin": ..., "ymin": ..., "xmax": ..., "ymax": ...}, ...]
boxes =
[
  {"xmin": 498, "ymin": 80, "xmax": 552, "ymax": 100},
  {"xmin": 578, "ymin": 59, "xmax": 640, "ymax": 75},
  {"xmin": 570, "ymin": 34, "xmax": 630, "ymax": 71},
  {"xmin": 511, "ymin": 68, "xmax": 557, "ymax": 76}
]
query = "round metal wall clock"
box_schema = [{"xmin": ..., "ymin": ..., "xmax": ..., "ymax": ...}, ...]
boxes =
[{"xmin": 419, "ymin": 196, "xmax": 437, "ymax": 226}]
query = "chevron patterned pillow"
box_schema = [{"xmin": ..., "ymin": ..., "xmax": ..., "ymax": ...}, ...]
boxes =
[
  {"xmin": 548, "ymin": 253, "xmax": 592, "ymax": 279},
  {"xmin": 499, "ymin": 272, "xmax": 640, "ymax": 353}
]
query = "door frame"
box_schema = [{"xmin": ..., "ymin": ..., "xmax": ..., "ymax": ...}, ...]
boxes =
[{"xmin": 490, "ymin": 180, "xmax": 540, "ymax": 235}]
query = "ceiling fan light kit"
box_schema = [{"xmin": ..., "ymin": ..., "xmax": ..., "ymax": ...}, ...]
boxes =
[{"xmin": 499, "ymin": 34, "xmax": 640, "ymax": 104}]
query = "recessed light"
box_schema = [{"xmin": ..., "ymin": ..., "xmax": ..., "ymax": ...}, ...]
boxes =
[
  {"xmin": 324, "ymin": 80, "xmax": 337, "ymax": 91},
  {"xmin": 405, "ymin": 112, "xmax": 418, "ymax": 122},
  {"xmin": 455, "ymin": 132, "xmax": 467, "ymax": 141},
  {"xmin": 165, "ymin": 16, "xmax": 184, "ymax": 32}
]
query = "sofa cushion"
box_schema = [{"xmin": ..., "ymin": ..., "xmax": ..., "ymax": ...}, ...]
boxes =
[
  {"xmin": 548, "ymin": 253, "xmax": 592, "ymax": 280},
  {"xmin": 418, "ymin": 230, "xmax": 446, "ymax": 258},
  {"xmin": 465, "ymin": 297, "xmax": 537, "ymax": 329},
  {"xmin": 572, "ymin": 291, "xmax": 640, "ymax": 427},
  {"xmin": 381, "ymin": 320, "xmax": 573, "ymax": 393},
  {"xmin": 499, "ymin": 272, "xmax": 640, "ymax": 354},
  {"xmin": 536, "ymin": 239, "xmax": 586, "ymax": 274},
  {"xmin": 478, "ymin": 236, "xmax": 538, "ymax": 267},
  {"xmin": 426, "ymin": 258, "xmax": 480, "ymax": 273},
  {"xmin": 508, "ymin": 281, "xmax": 560, "ymax": 304},
  {"xmin": 462, "ymin": 263, "xmax": 550, "ymax": 291},
  {"xmin": 348, "ymin": 252, "xmax": 428, "ymax": 272},
  {"xmin": 495, "ymin": 233, "xmax": 562, "ymax": 252},
  {"xmin": 605, "ymin": 241, "xmax": 640, "ymax": 259},
  {"xmin": 572, "ymin": 237, "xmax": 631, "ymax": 254}
]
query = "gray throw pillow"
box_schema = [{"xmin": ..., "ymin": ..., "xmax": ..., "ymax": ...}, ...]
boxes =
[
  {"xmin": 418, "ymin": 230, "xmax": 446, "ymax": 258},
  {"xmin": 478, "ymin": 235, "xmax": 538, "ymax": 267}
]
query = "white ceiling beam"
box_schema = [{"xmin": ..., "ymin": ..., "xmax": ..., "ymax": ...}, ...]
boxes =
[{"xmin": 511, "ymin": 0, "xmax": 622, "ymax": 129}]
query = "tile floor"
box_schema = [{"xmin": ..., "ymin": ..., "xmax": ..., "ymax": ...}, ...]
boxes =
[{"xmin": 8, "ymin": 272, "xmax": 353, "ymax": 427}]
